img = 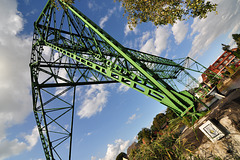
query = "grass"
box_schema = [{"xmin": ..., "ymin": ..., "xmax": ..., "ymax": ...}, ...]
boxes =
[{"xmin": 128, "ymin": 116, "xmax": 225, "ymax": 160}]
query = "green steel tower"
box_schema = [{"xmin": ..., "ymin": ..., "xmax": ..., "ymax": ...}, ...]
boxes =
[{"xmin": 30, "ymin": 0, "xmax": 213, "ymax": 159}]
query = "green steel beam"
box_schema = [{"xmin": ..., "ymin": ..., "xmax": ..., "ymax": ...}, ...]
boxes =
[
  {"xmin": 49, "ymin": 0, "xmax": 195, "ymax": 112},
  {"xmin": 29, "ymin": 0, "xmax": 213, "ymax": 159}
]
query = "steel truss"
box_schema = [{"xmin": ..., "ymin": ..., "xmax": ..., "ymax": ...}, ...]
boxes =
[{"xmin": 29, "ymin": 0, "xmax": 215, "ymax": 159}]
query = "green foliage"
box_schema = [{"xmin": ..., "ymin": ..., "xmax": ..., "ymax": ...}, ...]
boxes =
[
  {"xmin": 137, "ymin": 128, "xmax": 152, "ymax": 144},
  {"xmin": 129, "ymin": 131, "xmax": 192, "ymax": 160},
  {"xmin": 150, "ymin": 125, "xmax": 158, "ymax": 133},
  {"xmin": 129, "ymin": 110, "xmax": 225, "ymax": 159},
  {"xmin": 150, "ymin": 109, "xmax": 178, "ymax": 138},
  {"xmin": 152, "ymin": 113, "xmax": 167, "ymax": 131},
  {"xmin": 234, "ymin": 50, "xmax": 240, "ymax": 59},
  {"xmin": 51, "ymin": 0, "xmax": 75, "ymax": 10},
  {"xmin": 116, "ymin": 152, "xmax": 127, "ymax": 160},
  {"xmin": 222, "ymin": 71, "xmax": 230, "ymax": 78},
  {"xmin": 168, "ymin": 117, "xmax": 184, "ymax": 132},
  {"xmin": 206, "ymin": 73, "xmax": 220, "ymax": 86},
  {"xmin": 129, "ymin": 109, "xmax": 224, "ymax": 159},
  {"xmin": 221, "ymin": 44, "xmax": 231, "ymax": 52},
  {"xmin": 115, "ymin": 0, "xmax": 217, "ymax": 29},
  {"xmin": 222, "ymin": 33, "xmax": 240, "ymax": 59},
  {"xmin": 165, "ymin": 107, "xmax": 178, "ymax": 120},
  {"xmin": 129, "ymin": 120, "xmax": 222, "ymax": 160},
  {"xmin": 52, "ymin": 0, "xmax": 75, "ymax": 4},
  {"xmin": 232, "ymin": 34, "xmax": 240, "ymax": 47}
]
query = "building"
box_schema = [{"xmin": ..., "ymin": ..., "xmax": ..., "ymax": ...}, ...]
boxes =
[{"xmin": 201, "ymin": 48, "xmax": 240, "ymax": 84}]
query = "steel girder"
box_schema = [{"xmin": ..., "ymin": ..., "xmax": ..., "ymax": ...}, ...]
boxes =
[{"xmin": 29, "ymin": 0, "xmax": 210, "ymax": 159}]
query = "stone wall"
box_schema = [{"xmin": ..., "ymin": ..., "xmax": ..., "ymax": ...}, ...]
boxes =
[
  {"xmin": 180, "ymin": 89, "xmax": 240, "ymax": 160},
  {"xmin": 194, "ymin": 116, "xmax": 240, "ymax": 159}
]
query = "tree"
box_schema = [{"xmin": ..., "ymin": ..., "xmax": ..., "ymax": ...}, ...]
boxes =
[
  {"xmin": 51, "ymin": 0, "xmax": 75, "ymax": 4},
  {"xmin": 51, "ymin": 0, "xmax": 75, "ymax": 10},
  {"xmin": 222, "ymin": 34, "xmax": 240, "ymax": 59},
  {"xmin": 127, "ymin": 142, "xmax": 139, "ymax": 155},
  {"xmin": 152, "ymin": 113, "xmax": 167, "ymax": 131},
  {"xmin": 222, "ymin": 44, "xmax": 231, "ymax": 52},
  {"xmin": 116, "ymin": 152, "xmax": 128, "ymax": 160},
  {"xmin": 137, "ymin": 128, "xmax": 152, "ymax": 144},
  {"xmin": 207, "ymin": 73, "xmax": 219, "ymax": 86},
  {"xmin": 115, "ymin": 0, "xmax": 217, "ymax": 29},
  {"xmin": 225, "ymin": 66, "xmax": 235, "ymax": 75},
  {"xmin": 232, "ymin": 34, "xmax": 240, "ymax": 47},
  {"xmin": 165, "ymin": 107, "xmax": 178, "ymax": 120},
  {"xmin": 232, "ymin": 34, "xmax": 240, "ymax": 58},
  {"xmin": 55, "ymin": 0, "xmax": 75, "ymax": 3}
]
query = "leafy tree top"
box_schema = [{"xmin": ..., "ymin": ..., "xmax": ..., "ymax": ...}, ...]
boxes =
[
  {"xmin": 137, "ymin": 128, "xmax": 152, "ymax": 143},
  {"xmin": 222, "ymin": 34, "xmax": 240, "ymax": 59},
  {"xmin": 51, "ymin": 0, "xmax": 75, "ymax": 4},
  {"xmin": 115, "ymin": 0, "xmax": 217, "ymax": 29},
  {"xmin": 116, "ymin": 152, "xmax": 128, "ymax": 160},
  {"xmin": 152, "ymin": 113, "xmax": 167, "ymax": 131},
  {"xmin": 232, "ymin": 34, "xmax": 240, "ymax": 47},
  {"xmin": 165, "ymin": 107, "xmax": 178, "ymax": 120},
  {"xmin": 51, "ymin": 0, "xmax": 75, "ymax": 9}
]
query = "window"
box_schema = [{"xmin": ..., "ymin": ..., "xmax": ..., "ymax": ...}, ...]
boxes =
[
  {"xmin": 214, "ymin": 63, "xmax": 219, "ymax": 67},
  {"xmin": 223, "ymin": 60, "xmax": 228, "ymax": 64},
  {"xmin": 218, "ymin": 65, "xmax": 223, "ymax": 70},
  {"xmin": 223, "ymin": 53, "xmax": 228, "ymax": 57},
  {"xmin": 228, "ymin": 55, "xmax": 233, "ymax": 60},
  {"xmin": 234, "ymin": 58, "xmax": 239, "ymax": 63},
  {"xmin": 219, "ymin": 58, "xmax": 223, "ymax": 62}
]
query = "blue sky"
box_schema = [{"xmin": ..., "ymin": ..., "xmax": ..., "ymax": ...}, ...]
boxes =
[{"xmin": 0, "ymin": 0, "xmax": 240, "ymax": 159}]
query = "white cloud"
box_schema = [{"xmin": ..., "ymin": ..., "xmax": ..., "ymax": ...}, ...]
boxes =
[
  {"xmin": 99, "ymin": 139, "xmax": 131, "ymax": 160},
  {"xmin": 24, "ymin": 126, "xmax": 39, "ymax": 151},
  {"xmin": 87, "ymin": 132, "xmax": 92, "ymax": 136},
  {"xmin": 77, "ymin": 84, "xmax": 109, "ymax": 118},
  {"xmin": 172, "ymin": 20, "xmax": 188, "ymax": 45},
  {"xmin": 188, "ymin": 0, "xmax": 240, "ymax": 58},
  {"xmin": 91, "ymin": 156, "xmax": 97, "ymax": 160},
  {"xmin": 99, "ymin": 16, "xmax": 108, "ymax": 28},
  {"xmin": 124, "ymin": 23, "xmax": 138, "ymax": 36},
  {"xmin": 140, "ymin": 26, "xmax": 170, "ymax": 56},
  {"xmin": 0, "ymin": 0, "xmax": 33, "ymax": 158},
  {"xmin": 26, "ymin": 9, "xmax": 37, "ymax": 16},
  {"xmin": 126, "ymin": 114, "xmax": 136, "ymax": 124},
  {"xmin": 88, "ymin": 1, "xmax": 102, "ymax": 11},
  {"xmin": 198, "ymin": 76, "xmax": 203, "ymax": 83},
  {"xmin": 88, "ymin": 2, "xmax": 94, "ymax": 9},
  {"xmin": 55, "ymin": 86, "xmax": 69, "ymax": 96},
  {"xmin": 140, "ymin": 38, "xmax": 155, "ymax": 53},
  {"xmin": 164, "ymin": 53, "xmax": 169, "ymax": 58},
  {"xmin": 129, "ymin": 114, "xmax": 136, "ymax": 120},
  {"xmin": 123, "ymin": 31, "xmax": 150, "ymax": 49},
  {"xmin": 0, "ymin": 0, "xmax": 32, "ymax": 124},
  {"xmin": 99, "ymin": 7, "xmax": 116, "ymax": 28},
  {"xmin": 0, "ymin": 139, "xmax": 27, "ymax": 160},
  {"xmin": 154, "ymin": 27, "xmax": 170, "ymax": 54},
  {"xmin": 0, "ymin": 126, "xmax": 38, "ymax": 160},
  {"xmin": 139, "ymin": 31, "xmax": 151, "ymax": 46},
  {"xmin": 0, "ymin": 1, "xmax": 24, "ymax": 36},
  {"xmin": 117, "ymin": 83, "xmax": 130, "ymax": 92},
  {"xmin": 55, "ymin": 68, "xmax": 69, "ymax": 96}
]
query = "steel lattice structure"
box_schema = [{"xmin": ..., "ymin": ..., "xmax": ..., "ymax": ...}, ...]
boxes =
[{"xmin": 29, "ymin": 0, "xmax": 214, "ymax": 159}]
